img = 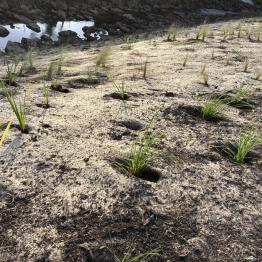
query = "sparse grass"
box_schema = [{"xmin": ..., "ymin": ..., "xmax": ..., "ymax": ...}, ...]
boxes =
[
  {"xmin": 0, "ymin": 121, "xmax": 11, "ymax": 146},
  {"xmin": 196, "ymin": 25, "xmax": 209, "ymax": 41},
  {"xmin": 57, "ymin": 52, "xmax": 64, "ymax": 75},
  {"xmin": 221, "ymin": 22, "xmax": 234, "ymax": 39},
  {"xmin": 182, "ymin": 54, "xmax": 189, "ymax": 67},
  {"xmin": 223, "ymin": 127, "xmax": 261, "ymax": 163},
  {"xmin": 167, "ymin": 24, "xmax": 178, "ymax": 42},
  {"xmin": 114, "ymin": 247, "xmax": 160, "ymax": 262},
  {"xmin": 46, "ymin": 61, "xmax": 57, "ymax": 81},
  {"xmin": 3, "ymin": 61, "xmax": 19, "ymax": 86},
  {"xmin": 224, "ymin": 86, "xmax": 250, "ymax": 108},
  {"xmin": 201, "ymin": 99, "xmax": 226, "ymax": 120},
  {"xmin": 96, "ymin": 46, "xmax": 111, "ymax": 68},
  {"xmin": 118, "ymin": 130, "xmax": 156, "ymax": 176},
  {"xmin": 237, "ymin": 22, "xmax": 242, "ymax": 38},
  {"xmin": 112, "ymin": 79, "xmax": 127, "ymax": 100},
  {"xmin": 27, "ymin": 48, "xmax": 36, "ymax": 71},
  {"xmin": 2, "ymin": 84, "xmax": 27, "ymax": 132},
  {"xmin": 243, "ymin": 57, "xmax": 250, "ymax": 73},
  {"xmin": 123, "ymin": 35, "xmax": 133, "ymax": 50}
]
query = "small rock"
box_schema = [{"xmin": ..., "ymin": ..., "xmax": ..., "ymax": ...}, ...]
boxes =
[
  {"xmin": 0, "ymin": 26, "xmax": 9, "ymax": 37},
  {"xmin": 26, "ymin": 22, "xmax": 41, "ymax": 33},
  {"xmin": 5, "ymin": 41, "xmax": 25, "ymax": 53}
]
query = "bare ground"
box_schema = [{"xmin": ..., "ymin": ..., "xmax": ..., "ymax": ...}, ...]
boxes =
[{"xmin": 0, "ymin": 18, "xmax": 262, "ymax": 261}]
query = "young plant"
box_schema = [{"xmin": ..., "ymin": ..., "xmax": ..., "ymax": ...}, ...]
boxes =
[
  {"xmin": 123, "ymin": 35, "xmax": 132, "ymax": 50},
  {"xmin": 211, "ymin": 49, "xmax": 215, "ymax": 60},
  {"xmin": 167, "ymin": 24, "xmax": 177, "ymax": 42},
  {"xmin": 27, "ymin": 48, "xmax": 36, "ymax": 71},
  {"xmin": 225, "ymin": 86, "xmax": 250, "ymax": 108},
  {"xmin": 143, "ymin": 59, "xmax": 149, "ymax": 79},
  {"xmin": 4, "ymin": 61, "xmax": 19, "ymax": 86},
  {"xmin": 201, "ymin": 99, "xmax": 226, "ymax": 120},
  {"xmin": 57, "ymin": 52, "xmax": 64, "ymax": 75},
  {"xmin": 42, "ymin": 83, "xmax": 49, "ymax": 107},
  {"xmin": 243, "ymin": 57, "xmax": 249, "ymax": 73},
  {"xmin": 46, "ymin": 61, "xmax": 57, "ymax": 81},
  {"xmin": 237, "ymin": 22, "xmax": 242, "ymax": 38},
  {"xmin": 182, "ymin": 54, "xmax": 189, "ymax": 67},
  {"xmin": 112, "ymin": 80, "xmax": 127, "ymax": 100},
  {"xmin": 0, "ymin": 121, "xmax": 11, "ymax": 146},
  {"xmin": 96, "ymin": 46, "xmax": 111, "ymax": 68},
  {"xmin": 119, "ymin": 130, "xmax": 156, "ymax": 176},
  {"xmin": 114, "ymin": 247, "xmax": 160, "ymax": 262},
  {"xmin": 4, "ymin": 87, "xmax": 27, "ymax": 132},
  {"xmin": 224, "ymin": 127, "xmax": 261, "ymax": 163},
  {"xmin": 225, "ymin": 55, "xmax": 231, "ymax": 66}
]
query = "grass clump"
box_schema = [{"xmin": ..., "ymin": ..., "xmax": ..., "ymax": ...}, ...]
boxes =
[
  {"xmin": 2, "ymin": 84, "xmax": 27, "ymax": 132},
  {"xmin": 42, "ymin": 83, "xmax": 50, "ymax": 107},
  {"xmin": 225, "ymin": 87, "xmax": 250, "ymax": 108},
  {"xmin": 201, "ymin": 99, "xmax": 226, "ymax": 120},
  {"xmin": 182, "ymin": 54, "xmax": 189, "ymax": 67},
  {"xmin": 223, "ymin": 127, "xmax": 261, "ymax": 163},
  {"xmin": 123, "ymin": 35, "xmax": 133, "ymax": 50},
  {"xmin": 143, "ymin": 59, "xmax": 149, "ymax": 79},
  {"xmin": 112, "ymin": 79, "xmax": 127, "ymax": 100},
  {"xmin": 46, "ymin": 61, "xmax": 57, "ymax": 81},
  {"xmin": 243, "ymin": 57, "xmax": 249, "ymax": 72},
  {"xmin": 96, "ymin": 46, "xmax": 111, "ymax": 68},
  {"xmin": 196, "ymin": 25, "xmax": 209, "ymax": 41},
  {"xmin": 3, "ymin": 61, "xmax": 19, "ymax": 86},
  {"xmin": 118, "ymin": 130, "xmax": 156, "ymax": 176},
  {"xmin": 167, "ymin": 24, "xmax": 178, "ymax": 42},
  {"xmin": 114, "ymin": 247, "xmax": 160, "ymax": 262},
  {"xmin": 221, "ymin": 22, "xmax": 234, "ymax": 39},
  {"xmin": 57, "ymin": 52, "xmax": 64, "ymax": 75},
  {"xmin": 0, "ymin": 121, "xmax": 11, "ymax": 146}
]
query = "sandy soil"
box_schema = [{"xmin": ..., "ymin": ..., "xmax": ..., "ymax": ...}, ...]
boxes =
[{"xmin": 0, "ymin": 18, "xmax": 262, "ymax": 261}]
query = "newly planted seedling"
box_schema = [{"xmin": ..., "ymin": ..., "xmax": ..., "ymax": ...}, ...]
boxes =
[
  {"xmin": 3, "ymin": 61, "xmax": 19, "ymax": 86},
  {"xmin": 118, "ymin": 130, "xmax": 156, "ymax": 176},
  {"xmin": 57, "ymin": 52, "xmax": 64, "ymax": 75},
  {"xmin": 3, "ymin": 86, "xmax": 27, "ymax": 132},
  {"xmin": 182, "ymin": 54, "xmax": 189, "ymax": 67},
  {"xmin": 96, "ymin": 46, "xmax": 111, "ymax": 68},
  {"xmin": 223, "ymin": 127, "xmax": 261, "ymax": 163},
  {"xmin": 112, "ymin": 80, "xmax": 127, "ymax": 100},
  {"xmin": 167, "ymin": 24, "xmax": 178, "ymax": 42},
  {"xmin": 243, "ymin": 57, "xmax": 249, "ymax": 73},
  {"xmin": 201, "ymin": 99, "xmax": 226, "ymax": 120},
  {"xmin": 42, "ymin": 83, "xmax": 50, "ymax": 107},
  {"xmin": 123, "ymin": 35, "xmax": 133, "ymax": 50},
  {"xmin": 46, "ymin": 61, "xmax": 57, "ymax": 81},
  {"xmin": 143, "ymin": 59, "xmax": 149, "ymax": 79}
]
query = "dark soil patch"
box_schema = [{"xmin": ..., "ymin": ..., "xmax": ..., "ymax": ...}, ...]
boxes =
[
  {"xmin": 163, "ymin": 105, "xmax": 225, "ymax": 123},
  {"xmin": 104, "ymin": 92, "xmax": 130, "ymax": 100},
  {"xmin": 51, "ymin": 84, "xmax": 70, "ymax": 93},
  {"xmin": 115, "ymin": 119, "xmax": 144, "ymax": 131},
  {"xmin": 35, "ymin": 103, "xmax": 50, "ymax": 109},
  {"xmin": 68, "ymin": 77, "xmax": 101, "ymax": 89},
  {"xmin": 55, "ymin": 200, "xmax": 199, "ymax": 261},
  {"xmin": 213, "ymin": 142, "xmax": 261, "ymax": 164}
]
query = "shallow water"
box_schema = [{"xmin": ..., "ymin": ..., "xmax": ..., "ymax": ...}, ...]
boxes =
[{"xmin": 0, "ymin": 20, "xmax": 104, "ymax": 51}]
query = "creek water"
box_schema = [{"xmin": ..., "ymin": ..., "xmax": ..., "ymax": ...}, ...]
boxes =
[{"xmin": 0, "ymin": 20, "xmax": 106, "ymax": 51}]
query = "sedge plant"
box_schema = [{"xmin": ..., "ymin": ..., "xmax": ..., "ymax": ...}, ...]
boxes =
[
  {"xmin": 96, "ymin": 46, "xmax": 111, "ymax": 68},
  {"xmin": 224, "ymin": 127, "xmax": 261, "ymax": 163},
  {"xmin": 42, "ymin": 83, "xmax": 50, "ymax": 107},
  {"xmin": 3, "ymin": 86, "xmax": 27, "ymax": 132},
  {"xmin": 112, "ymin": 79, "xmax": 127, "ymax": 100},
  {"xmin": 201, "ymin": 98, "xmax": 226, "ymax": 120}
]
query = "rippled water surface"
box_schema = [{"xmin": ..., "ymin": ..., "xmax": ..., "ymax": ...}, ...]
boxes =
[{"xmin": 0, "ymin": 20, "xmax": 95, "ymax": 50}]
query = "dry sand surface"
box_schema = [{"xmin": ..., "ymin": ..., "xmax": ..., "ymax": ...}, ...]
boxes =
[{"xmin": 0, "ymin": 18, "xmax": 262, "ymax": 261}]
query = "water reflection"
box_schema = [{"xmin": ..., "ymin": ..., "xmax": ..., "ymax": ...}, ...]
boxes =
[{"xmin": 0, "ymin": 20, "xmax": 96, "ymax": 50}]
